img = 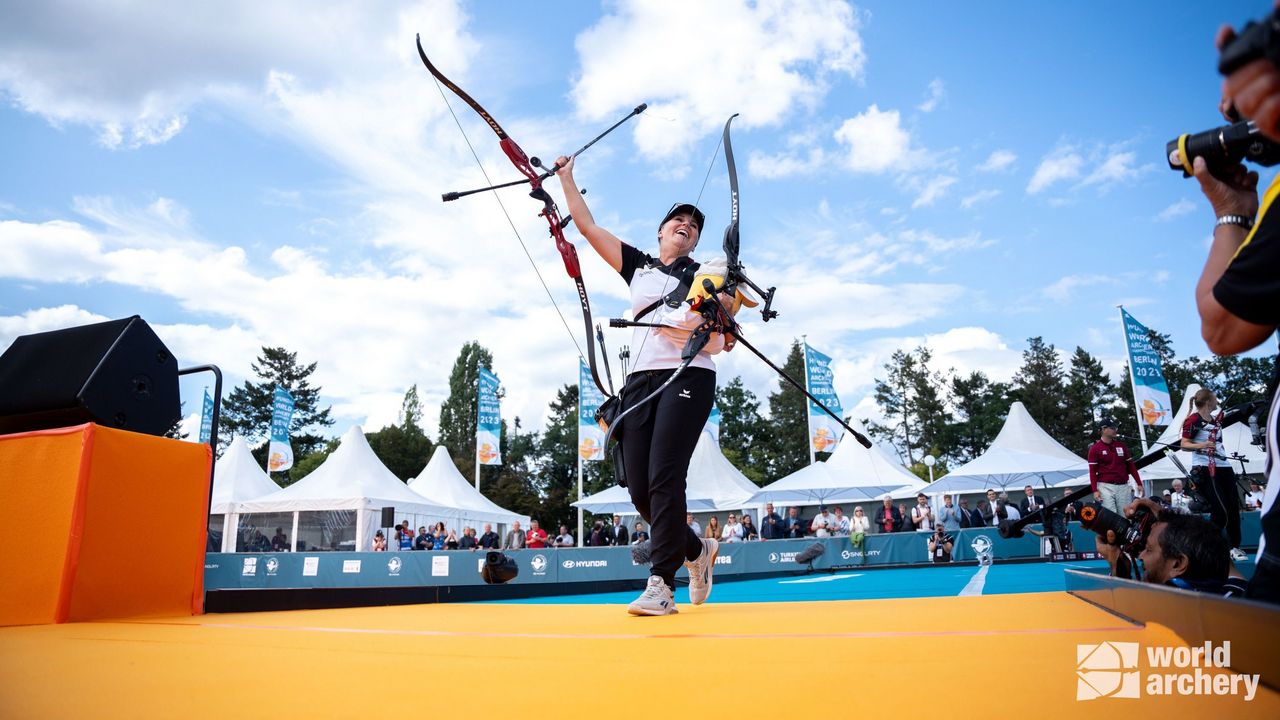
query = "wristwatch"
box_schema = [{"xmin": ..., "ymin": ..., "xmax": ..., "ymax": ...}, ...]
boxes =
[{"xmin": 1215, "ymin": 214, "xmax": 1253, "ymax": 230}]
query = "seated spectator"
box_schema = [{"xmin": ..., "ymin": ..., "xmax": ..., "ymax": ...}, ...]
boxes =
[
  {"xmin": 832, "ymin": 506, "xmax": 851, "ymax": 536},
  {"xmin": 632, "ymin": 522, "xmax": 649, "ymax": 544},
  {"xmin": 810, "ymin": 505, "xmax": 836, "ymax": 538},
  {"xmin": 414, "ymin": 526, "xmax": 433, "ymax": 551},
  {"xmin": 459, "ymin": 527, "xmax": 478, "ymax": 550},
  {"xmin": 928, "ymin": 525, "xmax": 954, "ymax": 563},
  {"xmin": 271, "ymin": 527, "xmax": 289, "ymax": 552},
  {"xmin": 722, "ymin": 513, "xmax": 744, "ymax": 543},
  {"xmin": 1245, "ymin": 481, "xmax": 1265, "ymax": 511},
  {"xmin": 552, "ymin": 525, "xmax": 575, "ymax": 548},
  {"xmin": 874, "ymin": 497, "xmax": 901, "ymax": 534},
  {"xmin": 911, "ymin": 494, "xmax": 933, "ymax": 532},
  {"xmin": 783, "ymin": 507, "xmax": 806, "ymax": 538},
  {"xmin": 740, "ymin": 514, "xmax": 759, "ymax": 541},
  {"xmin": 705, "ymin": 516, "xmax": 721, "ymax": 540},
  {"xmin": 898, "ymin": 503, "xmax": 915, "ymax": 531},
  {"xmin": 372, "ymin": 530, "xmax": 387, "ymax": 551},
  {"xmin": 850, "ymin": 506, "xmax": 870, "ymax": 536},
  {"xmin": 478, "ymin": 523, "xmax": 500, "ymax": 549}
]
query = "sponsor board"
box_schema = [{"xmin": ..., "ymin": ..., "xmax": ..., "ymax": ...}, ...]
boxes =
[
  {"xmin": 302, "ymin": 557, "xmax": 319, "ymax": 577},
  {"xmin": 562, "ymin": 559, "xmax": 609, "ymax": 569},
  {"xmin": 241, "ymin": 557, "xmax": 258, "ymax": 576},
  {"xmin": 530, "ymin": 554, "xmax": 548, "ymax": 575},
  {"xmin": 431, "ymin": 555, "xmax": 449, "ymax": 577},
  {"xmin": 342, "ymin": 559, "xmax": 361, "ymax": 574}
]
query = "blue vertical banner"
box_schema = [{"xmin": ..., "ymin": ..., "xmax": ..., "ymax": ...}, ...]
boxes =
[
  {"xmin": 804, "ymin": 343, "xmax": 843, "ymax": 454},
  {"xmin": 198, "ymin": 388, "xmax": 214, "ymax": 444},
  {"xmin": 268, "ymin": 386, "xmax": 295, "ymax": 472},
  {"xmin": 706, "ymin": 405, "xmax": 722, "ymax": 443},
  {"xmin": 1120, "ymin": 308, "xmax": 1173, "ymax": 427},
  {"xmin": 476, "ymin": 367, "xmax": 502, "ymax": 466},
  {"xmin": 578, "ymin": 360, "xmax": 606, "ymax": 461}
]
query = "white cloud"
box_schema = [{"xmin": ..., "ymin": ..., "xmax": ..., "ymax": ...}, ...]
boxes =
[
  {"xmin": 572, "ymin": 0, "xmax": 865, "ymax": 161},
  {"xmin": 960, "ymin": 189, "xmax": 1000, "ymax": 208},
  {"xmin": 917, "ymin": 78, "xmax": 945, "ymax": 113},
  {"xmin": 1027, "ymin": 146, "xmax": 1084, "ymax": 194},
  {"xmin": 977, "ymin": 149, "xmax": 1016, "ymax": 172},
  {"xmin": 912, "ymin": 175, "xmax": 957, "ymax": 208},
  {"xmin": 834, "ymin": 105, "xmax": 921, "ymax": 173},
  {"xmin": 746, "ymin": 147, "xmax": 827, "ymax": 179},
  {"xmin": 1080, "ymin": 151, "xmax": 1143, "ymax": 189},
  {"xmin": 1043, "ymin": 274, "xmax": 1110, "ymax": 302},
  {"xmin": 1156, "ymin": 198, "xmax": 1197, "ymax": 221}
]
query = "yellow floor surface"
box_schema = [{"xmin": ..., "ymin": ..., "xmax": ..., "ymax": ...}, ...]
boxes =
[{"xmin": 1, "ymin": 591, "xmax": 1275, "ymax": 718}]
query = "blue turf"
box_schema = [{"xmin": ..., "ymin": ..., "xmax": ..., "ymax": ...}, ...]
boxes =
[{"xmin": 492, "ymin": 559, "xmax": 1113, "ymax": 605}]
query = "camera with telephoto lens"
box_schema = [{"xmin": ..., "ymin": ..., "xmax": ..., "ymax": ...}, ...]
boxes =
[
  {"xmin": 1079, "ymin": 502, "xmax": 1155, "ymax": 556},
  {"xmin": 1166, "ymin": 8, "xmax": 1280, "ymax": 177}
]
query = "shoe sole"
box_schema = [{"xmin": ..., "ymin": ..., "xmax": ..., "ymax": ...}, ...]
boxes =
[
  {"xmin": 691, "ymin": 539, "xmax": 719, "ymax": 606},
  {"xmin": 627, "ymin": 604, "xmax": 678, "ymax": 616}
]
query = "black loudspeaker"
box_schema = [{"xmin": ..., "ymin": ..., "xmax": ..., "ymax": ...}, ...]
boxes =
[
  {"xmin": 381, "ymin": 507, "xmax": 396, "ymax": 527},
  {"xmin": 0, "ymin": 316, "xmax": 180, "ymax": 437}
]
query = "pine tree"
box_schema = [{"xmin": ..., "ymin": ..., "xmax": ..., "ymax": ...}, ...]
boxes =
[
  {"xmin": 871, "ymin": 349, "xmax": 920, "ymax": 465},
  {"xmin": 716, "ymin": 376, "xmax": 769, "ymax": 485},
  {"xmin": 535, "ymin": 385, "xmax": 580, "ymax": 529},
  {"xmin": 1061, "ymin": 347, "xmax": 1116, "ymax": 455},
  {"xmin": 760, "ymin": 340, "xmax": 810, "ymax": 479},
  {"xmin": 220, "ymin": 346, "xmax": 334, "ymax": 486},
  {"xmin": 485, "ymin": 416, "xmax": 543, "ymax": 519},
  {"xmin": 945, "ymin": 371, "xmax": 1010, "ymax": 463},
  {"xmin": 1012, "ymin": 337, "xmax": 1066, "ymax": 438},
  {"xmin": 366, "ymin": 385, "xmax": 435, "ymax": 481}
]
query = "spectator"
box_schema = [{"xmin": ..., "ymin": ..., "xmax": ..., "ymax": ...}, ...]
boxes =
[
  {"xmin": 1103, "ymin": 499, "xmax": 1247, "ymax": 596},
  {"xmin": 503, "ymin": 521, "xmax": 526, "ymax": 550},
  {"xmin": 740, "ymin": 514, "xmax": 759, "ymax": 541},
  {"xmin": 760, "ymin": 503, "xmax": 783, "ymax": 540},
  {"xmin": 874, "ymin": 497, "xmax": 901, "ymax": 534},
  {"xmin": 1088, "ymin": 419, "xmax": 1144, "ymax": 514},
  {"xmin": 372, "ymin": 530, "xmax": 387, "ymax": 552},
  {"xmin": 928, "ymin": 524, "xmax": 954, "ymax": 563},
  {"xmin": 996, "ymin": 494, "xmax": 1021, "ymax": 524},
  {"xmin": 704, "ymin": 516, "xmax": 721, "ymax": 540},
  {"xmin": 832, "ymin": 506, "xmax": 851, "ymax": 536},
  {"xmin": 460, "ymin": 527, "xmax": 478, "ymax": 550},
  {"xmin": 783, "ymin": 507, "xmax": 807, "ymax": 539},
  {"xmin": 721, "ymin": 513, "xmax": 744, "ymax": 543},
  {"xmin": 526, "ymin": 520, "xmax": 549, "ymax": 549},
  {"xmin": 958, "ymin": 498, "xmax": 981, "ymax": 528},
  {"xmin": 414, "ymin": 526, "xmax": 433, "ymax": 551},
  {"xmin": 911, "ymin": 494, "xmax": 933, "ymax": 532},
  {"xmin": 553, "ymin": 525, "xmax": 576, "ymax": 548},
  {"xmin": 979, "ymin": 489, "xmax": 1000, "ymax": 526},
  {"xmin": 271, "ymin": 527, "xmax": 289, "ymax": 552},
  {"xmin": 1168, "ymin": 479, "xmax": 1194, "ymax": 514},
  {"xmin": 1060, "ymin": 490, "xmax": 1081, "ymax": 522},
  {"xmin": 850, "ymin": 506, "xmax": 871, "ymax": 536},
  {"xmin": 686, "ymin": 513, "xmax": 702, "ymax": 537},
  {"xmin": 936, "ymin": 495, "xmax": 961, "ymax": 532},
  {"xmin": 1246, "ymin": 481, "xmax": 1265, "ymax": 511},
  {"xmin": 432, "ymin": 522, "xmax": 447, "ymax": 550},
  {"xmin": 444, "ymin": 529, "xmax": 460, "ymax": 550},
  {"xmin": 588, "ymin": 520, "xmax": 606, "ymax": 547},
  {"xmin": 478, "ymin": 523, "xmax": 500, "ymax": 549},
  {"xmin": 632, "ymin": 522, "xmax": 649, "ymax": 544},
  {"xmin": 396, "ymin": 524, "xmax": 415, "ymax": 551},
  {"xmin": 610, "ymin": 515, "xmax": 630, "ymax": 546},
  {"xmin": 898, "ymin": 503, "xmax": 915, "ymax": 532},
  {"xmin": 810, "ymin": 505, "xmax": 836, "ymax": 538},
  {"xmin": 1020, "ymin": 485, "xmax": 1047, "ymax": 518}
]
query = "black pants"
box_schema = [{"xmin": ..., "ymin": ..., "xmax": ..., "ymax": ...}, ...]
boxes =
[
  {"xmin": 618, "ymin": 366, "xmax": 715, "ymax": 589},
  {"xmin": 1192, "ymin": 465, "xmax": 1242, "ymax": 548}
]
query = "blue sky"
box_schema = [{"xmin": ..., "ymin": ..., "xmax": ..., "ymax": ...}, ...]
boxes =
[{"xmin": 1, "ymin": 0, "xmax": 1273, "ymax": 443}]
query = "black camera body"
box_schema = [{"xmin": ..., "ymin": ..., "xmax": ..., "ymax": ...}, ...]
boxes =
[
  {"xmin": 1167, "ymin": 8, "xmax": 1280, "ymax": 177},
  {"xmin": 1079, "ymin": 502, "xmax": 1155, "ymax": 556}
]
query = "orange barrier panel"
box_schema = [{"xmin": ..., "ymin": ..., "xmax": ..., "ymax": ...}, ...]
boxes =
[{"xmin": 0, "ymin": 424, "xmax": 211, "ymax": 626}]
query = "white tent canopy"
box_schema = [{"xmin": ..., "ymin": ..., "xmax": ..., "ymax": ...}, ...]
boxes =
[
  {"xmin": 408, "ymin": 446, "xmax": 530, "ymax": 529},
  {"xmin": 573, "ymin": 430, "xmax": 758, "ymax": 514},
  {"xmin": 752, "ymin": 418, "xmax": 924, "ymax": 505},
  {"xmin": 209, "ymin": 435, "xmax": 282, "ymax": 551},
  {"xmin": 1116, "ymin": 384, "xmax": 1266, "ymax": 484},
  {"xmin": 237, "ymin": 426, "xmax": 463, "ymax": 551},
  {"xmin": 897, "ymin": 401, "xmax": 1087, "ymax": 497}
]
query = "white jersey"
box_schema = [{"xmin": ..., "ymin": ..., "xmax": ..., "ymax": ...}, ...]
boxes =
[{"xmin": 619, "ymin": 244, "xmax": 720, "ymax": 374}]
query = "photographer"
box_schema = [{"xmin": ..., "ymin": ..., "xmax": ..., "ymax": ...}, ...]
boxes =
[
  {"xmin": 927, "ymin": 525, "xmax": 954, "ymax": 563},
  {"xmin": 1095, "ymin": 498, "xmax": 1245, "ymax": 595},
  {"xmin": 1188, "ymin": 10, "xmax": 1280, "ymax": 604}
]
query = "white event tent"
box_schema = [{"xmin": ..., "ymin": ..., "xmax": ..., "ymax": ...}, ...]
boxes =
[
  {"xmin": 408, "ymin": 446, "xmax": 530, "ymax": 531},
  {"xmin": 209, "ymin": 435, "xmax": 282, "ymax": 552},
  {"xmin": 573, "ymin": 429, "xmax": 759, "ymax": 514},
  {"xmin": 752, "ymin": 418, "xmax": 924, "ymax": 505},
  {"xmin": 1116, "ymin": 384, "xmax": 1266, "ymax": 484},
  {"xmin": 895, "ymin": 401, "xmax": 1087, "ymax": 498},
  {"xmin": 236, "ymin": 426, "xmax": 463, "ymax": 551}
]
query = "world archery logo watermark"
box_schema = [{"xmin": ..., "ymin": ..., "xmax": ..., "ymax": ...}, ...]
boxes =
[{"xmin": 1076, "ymin": 641, "xmax": 1260, "ymax": 702}]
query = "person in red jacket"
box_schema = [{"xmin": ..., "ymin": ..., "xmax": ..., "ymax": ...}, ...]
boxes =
[
  {"xmin": 525, "ymin": 519, "xmax": 549, "ymax": 549},
  {"xmin": 1087, "ymin": 419, "xmax": 1143, "ymax": 515}
]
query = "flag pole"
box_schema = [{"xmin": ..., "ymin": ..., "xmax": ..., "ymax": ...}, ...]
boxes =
[{"xmin": 803, "ymin": 336, "xmax": 816, "ymax": 465}]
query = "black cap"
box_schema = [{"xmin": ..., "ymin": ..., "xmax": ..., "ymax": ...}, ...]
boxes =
[
  {"xmin": 1099, "ymin": 418, "xmax": 1117, "ymax": 429},
  {"xmin": 661, "ymin": 202, "xmax": 705, "ymax": 232}
]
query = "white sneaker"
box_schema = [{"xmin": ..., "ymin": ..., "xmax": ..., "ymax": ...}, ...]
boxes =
[
  {"xmin": 1230, "ymin": 548, "xmax": 1248, "ymax": 563},
  {"xmin": 628, "ymin": 575, "xmax": 678, "ymax": 616},
  {"xmin": 685, "ymin": 537, "xmax": 719, "ymax": 605}
]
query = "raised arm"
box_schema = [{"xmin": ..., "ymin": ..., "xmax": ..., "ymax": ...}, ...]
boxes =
[{"xmin": 555, "ymin": 155, "xmax": 624, "ymax": 272}]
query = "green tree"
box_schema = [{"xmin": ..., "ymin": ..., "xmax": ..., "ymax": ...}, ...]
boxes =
[
  {"xmin": 716, "ymin": 376, "xmax": 770, "ymax": 485},
  {"xmin": 870, "ymin": 346, "xmax": 949, "ymax": 466},
  {"xmin": 945, "ymin": 371, "xmax": 1010, "ymax": 463},
  {"xmin": 760, "ymin": 340, "xmax": 810, "ymax": 480},
  {"xmin": 437, "ymin": 341, "xmax": 496, "ymax": 480},
  {"xmin": 366, "ymin": 385, "xmax": 435, "ymax": 481},
  {"xmin": 1061, "ymin": 347, "xmax": 1116, "ymax": 455},
  {"xmin": 485, "ymin": 416, "xmax": 544, "ymax": 519},
  {"xmin": 535, "ymin": 385, "xmax": 580, "ymax": 528},
  {"xmin": 221, "ymin": 346, "xmax": 335, "ymax": 486},
  {"xmin": 1012, "ymin": 336, "xmax": 1067, "ymax": 438}
]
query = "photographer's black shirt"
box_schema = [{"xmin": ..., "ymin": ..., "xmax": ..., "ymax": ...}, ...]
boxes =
[{"xmin": 1213, "ymin": 177, "xmax": 1280, "ymax": 327}]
